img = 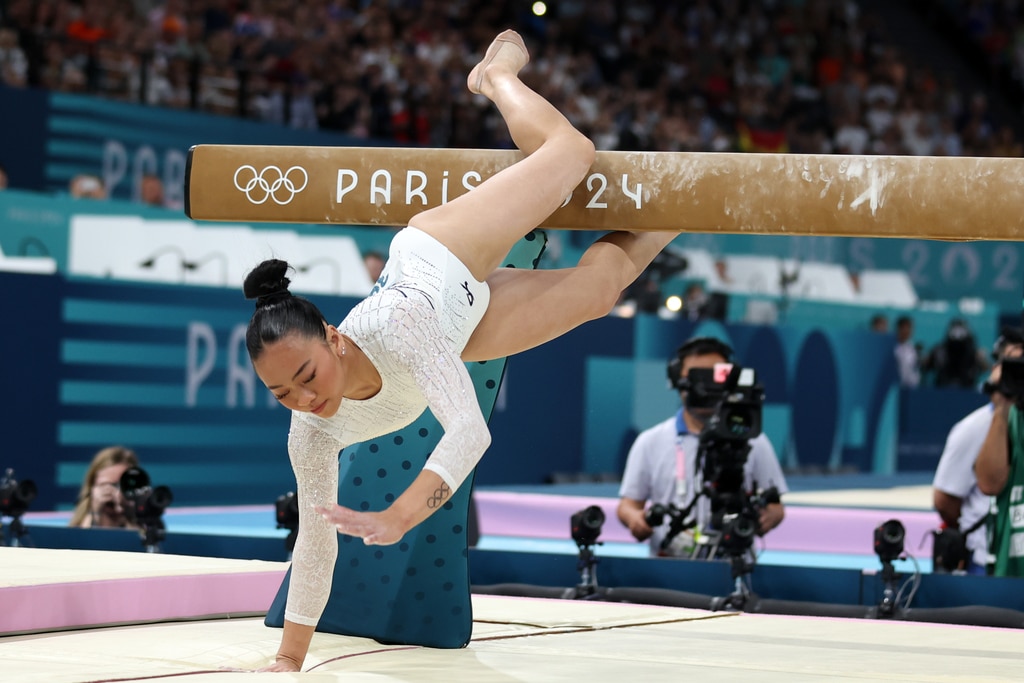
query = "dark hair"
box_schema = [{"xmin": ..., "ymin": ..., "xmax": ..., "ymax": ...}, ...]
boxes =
[{"xmin": 242, "ymin": 259, "xmax": 329, "ymax": 360}]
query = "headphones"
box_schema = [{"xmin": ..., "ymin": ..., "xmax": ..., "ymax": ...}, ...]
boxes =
[{"xmin": 666, "ymin": 336, "xmax": 734, "ymax": 391}]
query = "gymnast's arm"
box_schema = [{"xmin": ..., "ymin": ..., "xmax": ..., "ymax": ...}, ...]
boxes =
[
  {"xmin": 395, "ymin": 317, "xmax": 491, "ymax": 531},
  {"xmin": 265, "ymin": 418, "xmax": 344, "ymax": 672},
  {"xmin": 319, "ymin": 300, "xmax": 490, "ymax": 544}
]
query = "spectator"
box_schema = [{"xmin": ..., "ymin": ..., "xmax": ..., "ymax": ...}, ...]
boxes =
[
  {"xmin": 870, "ymin": 313, "xmax": 889, "ymax": 334},
  {"xmin": 922, "ymin": 318, "xmax": 989, "ymax": 388},
  {"xmin": 617, "ymin": 336, "xmax": 787, "ymax": 559},
  {"xmin": 933, "ymin": 328, "xmax": 1024, "ymax": 574},
  {"xmin": 139, "ymin": 173, "xmax": 165, "ymax": 207},
  {"xmin": 0, "ymin": 0, "xmax": 1016, "ymax": 165},
  {"xmin": 69, "ymin": 173, "xmax": 107, "ymax": 199},
  {"xmin": 69, "ymin": 446, "xmax": 140, "ymax": 528},
  {"xmin": 362, "ymin": 250, "xmax": 385, "ymax": 285},
  {"xmin": 0, "ymin": 27, "xmax": 28, "ymax": 87},
  {"xmin": 894, "ymin": 315, "xmax": 921, "ymax": 388}
]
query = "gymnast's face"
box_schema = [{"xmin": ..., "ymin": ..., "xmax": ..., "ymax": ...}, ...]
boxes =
[{"xmin": 254, "ymin": 326, "xmax": 346, "ymax": 417}]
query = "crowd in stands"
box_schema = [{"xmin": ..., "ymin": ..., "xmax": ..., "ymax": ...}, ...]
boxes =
[
  {"xmin": 0, "ymin": 0, "xmax": 1020, "ymax": 157},
  {"xmin": 939, "ymin": 0, "xmax": 1024, "ymax": 99}
]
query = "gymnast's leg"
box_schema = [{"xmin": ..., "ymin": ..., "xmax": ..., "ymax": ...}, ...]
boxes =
[
  {"xmin": 463, "ymin": 230, "xmax": 678, "ymax": 361},
  {"xmin": 407, "ymin": 29, "xmax": 680, "ymax": 361},
  {"xmin": 408, "ymin": 29, "xmax": 595, "ymax": 281}
]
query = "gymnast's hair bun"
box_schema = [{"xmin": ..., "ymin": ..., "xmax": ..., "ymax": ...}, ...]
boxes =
[{"xmin": 243, "ymin": 259, "xmax": 293, "ymax": 308}]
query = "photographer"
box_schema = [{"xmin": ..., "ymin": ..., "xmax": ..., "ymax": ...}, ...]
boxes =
[
  {"xmin": 932, "ymin": 328, "xmax": 1023, "ymax": 574},
  {"xmin": 974, "ymin": 335, "xmax": 1024, "ymax": 577},
  {"xmin": 616, "ymin": 337, "xmax": 787, "ymax": 559},
  {"xmin": 69, "ymin": 446, "xmax": 140, "ymax": 529}
]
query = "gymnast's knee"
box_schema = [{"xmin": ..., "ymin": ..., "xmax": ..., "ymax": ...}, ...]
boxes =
[
  {"xmin": 565, "ymin": 132, "xmax": 595, "ymax": 166},
  {"xmin": 583, "ymin": 280, "xmax": 626, "ymax": 322}
]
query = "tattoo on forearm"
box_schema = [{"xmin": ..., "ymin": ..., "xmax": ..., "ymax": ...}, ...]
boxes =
[{"xmin": 427, "ymin": 482, "xmax": 451, "ymax": 509}]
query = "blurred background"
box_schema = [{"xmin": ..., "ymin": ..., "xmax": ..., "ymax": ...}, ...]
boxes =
[{"xmin": 0, "ymin": 0, "xmax": 1020, "ymax": 528}]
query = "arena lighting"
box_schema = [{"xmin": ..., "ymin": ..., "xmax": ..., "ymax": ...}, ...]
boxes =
[
  {"xmin": 138, "ymin": 245, "xmax": 190, "ymax": 281},
  {"xmin": 297, "ymin": 258, "xmax": 342, "ymax": 292},
  {"xmin": 183, "ymin": 251, "xmax": 230, "ymax": 284},
  {"xmin": 664, "ymin": 294, "xmax": 683, "ymax": 312},
  {"xmin": 532, "ymin": 1, "xmax": 547, "ymax": 17}
]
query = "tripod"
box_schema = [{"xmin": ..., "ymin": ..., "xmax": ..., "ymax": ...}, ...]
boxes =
[
  {"xmin": 876, "ymin": 560, "xmax": 900, "ymax": 618},
  {"xmin": 710, "ymin": 549, "xmax": 756, "ymax": 611},
  {"xmin": 562, "ymin": 541, "xmax": 609, "ymax": 601},
  {"xmin": 1, "ymin": 514, "xmax": 32, "ymax": 547},
  {"xmin": 138, "ymin": 517, "xmax": 167, "ymax": 553}
]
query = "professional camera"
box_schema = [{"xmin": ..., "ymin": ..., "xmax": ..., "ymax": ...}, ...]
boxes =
[
  {"xmin": 120, "ymin": 467, "xmax": 173, "ymax": 550},
  {"xmin": 654, "ymin": 363, "xmax": 772, "ymax": 569},
  {"xmin": 276, "ymin": 491, "xmax": 300, "ymax": 554},
  {"xmin": 874, "ymin": 519, "xmax": 905, "ymax": 564},
  {"xmin": 0, "ymin": 468, "xmax": 37, "ymax": 519},
  {"xmin": 1, "ymin": 468, "xmax": 38, "ymax": 547},
  {"xmin": 686, "ymin": 363, "xmax": 764, "ymax": 444},
  {"xmin": 988, "ymin": 356, "xmax": 1024, "ymax": 405},
  {"xmin": 873, "ymin": 519, "xmax": 906, "ymax": 617},
  {"xmin": 570, "ymin": 505, "xmax": 605, "ymax": 548},
  {"xmin": 568, "ymin": 505, "xmax": 606, "ymax": 599}
]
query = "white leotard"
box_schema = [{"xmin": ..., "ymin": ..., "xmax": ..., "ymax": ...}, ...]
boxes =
[{"xmin": 283, "ymin": 227, "xmax": 491, "ymax": 626}]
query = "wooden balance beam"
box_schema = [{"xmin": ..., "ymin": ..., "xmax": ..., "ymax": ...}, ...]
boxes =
[{"xmin": 185, "ymin": 145, "xmax": 1024, "ymax": 240}]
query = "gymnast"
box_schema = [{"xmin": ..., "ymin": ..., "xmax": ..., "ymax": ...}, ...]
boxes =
[{"xmin": 242, "ymin": 29, "xmax": 680, "ymax": 671}]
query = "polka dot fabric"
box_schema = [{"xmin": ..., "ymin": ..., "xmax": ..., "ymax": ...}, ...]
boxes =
[{"xmin": 265, "ymin": 231, "xmax": 546, "ymax": 648}]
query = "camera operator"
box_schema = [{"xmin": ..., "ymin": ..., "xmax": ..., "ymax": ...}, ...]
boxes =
[
  {"xmin": 616, "ymin": 336, "xmax": 787, "ymax": 558},
  {"xmin": 974, "ymin": 333, "xmax": 1024, "ymax": 577},
  {"xmin": 69, "ymin": 446, "xmax": 140, "ymax": 529},
  {"xmin": 932, "ymin": 327, "xmax": 1023, "ymax": 574}
]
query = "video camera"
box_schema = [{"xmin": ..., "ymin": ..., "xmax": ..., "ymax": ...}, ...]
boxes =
[
  {"xmin": 570, "ymin": 505, "xmax": 605, "ymax": 548},
  {"xmin": 650, "ymin": 362, "xmax": 775, "ymax": 564},
  {"xmin": 987, "ymin": 356, "xmax": 1024, "ymax": 405},
  {"xmin": 0, "ymin": 468, "xmax": 37, "ymax": 519},
  {"xmin": 685, "ymin": 363, "xmax": 764, "ymax": 443},
  {"xmin": 120, "ymin": 467, "xmax": 173, "ymax": 549}
]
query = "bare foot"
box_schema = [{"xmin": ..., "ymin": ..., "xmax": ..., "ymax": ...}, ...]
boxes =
[{"xmin": 467, "ymin": 29, "xmax": 530, "ymax": 95}]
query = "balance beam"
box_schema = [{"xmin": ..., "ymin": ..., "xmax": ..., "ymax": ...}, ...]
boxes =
[{"xmin": 185, "ymin": 145, "xmax": 1024, "ymax": 240}]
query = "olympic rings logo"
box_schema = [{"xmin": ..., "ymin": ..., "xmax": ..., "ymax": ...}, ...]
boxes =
[{"xmin": 233, "ymin": 165, "xmax": 309, "ymax": 205}]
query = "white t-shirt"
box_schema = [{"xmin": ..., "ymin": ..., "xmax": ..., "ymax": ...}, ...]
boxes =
[{"xmin": 932, "ymin": 403, "xmax": 995, "ymax": 567}]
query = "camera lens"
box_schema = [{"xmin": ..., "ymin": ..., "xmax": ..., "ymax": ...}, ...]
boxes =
[
  {"xmin": 120, "ymin": 467, "xmax": 150, "ymax": 493},
  {"xmin": 570, "ymin": 505, "xmax": 606, "ymax": 546}
]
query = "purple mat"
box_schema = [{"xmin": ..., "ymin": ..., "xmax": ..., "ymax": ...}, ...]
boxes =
[{"xmin": 474, "ymin": 491, "xmax": 940, "ymax": 555}]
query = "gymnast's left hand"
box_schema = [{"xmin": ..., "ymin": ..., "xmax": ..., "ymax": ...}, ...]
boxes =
[{"xmin": 315, "ymin": 504, "xmax": 404, "ymax": 545}]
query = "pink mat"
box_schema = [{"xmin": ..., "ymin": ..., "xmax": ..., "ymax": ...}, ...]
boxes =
[
  {"xmin": 0, "ymin": 566, "xmax": 285, "ymax": 635},
  {"xmin": 474, "ymin": 491, "xmax": 940, "ymax": 555}
]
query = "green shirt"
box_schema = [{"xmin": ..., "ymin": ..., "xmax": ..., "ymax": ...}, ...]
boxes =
[{"xmin": 991, "ymin": 405, "xmax": 1024, "ymax": 577}]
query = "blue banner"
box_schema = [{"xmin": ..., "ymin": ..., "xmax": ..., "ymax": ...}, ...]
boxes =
[
  {"xmin": 0, "ymin": 86, "xmax": 378, "ymax": 204},
  {"xmin": 0, "ymin": 271, "xmax": 363, "ymax": 511}
]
